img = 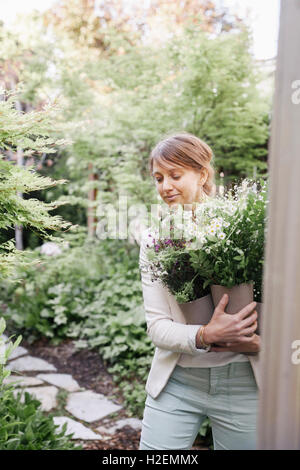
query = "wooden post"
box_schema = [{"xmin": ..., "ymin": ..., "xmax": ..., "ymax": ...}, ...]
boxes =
[
  {"xmin": 257, "ymin": 0, "xmax": 300, "ymax": 449},
  {"xmin": 87, "ymin": 162, "xmax": 98, "ymax": 238},
  {"xmin": 15, "ymin": 146, "xmax": 24, "ymax": 250},
  {"xmin": 11, "ymin": 78, "xmax": 24, "ymax": 251}
]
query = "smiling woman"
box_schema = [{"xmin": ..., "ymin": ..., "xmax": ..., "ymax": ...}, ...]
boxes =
[
  {"xmin": 149, "ymin": 132, "xmax": 216, "ymax": 209},
  {"xmin": 139, "ymin": 131, "xmax": 260, "ymax": 451}
]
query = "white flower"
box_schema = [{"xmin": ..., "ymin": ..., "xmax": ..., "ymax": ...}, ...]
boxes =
[
  {"xmin": 223, "ymin": 221, "xmax": 230, "ymax": 228},
  {"xmin": 187, "ymin": 226, "xmax": 197, "ymax": 236},
  {"xmin": 183, "ymin": 220, "xmax": 197, "ymax": 237},
  {"xmin": 194, "ymin": 206, "xmax": 204, "ymax": 217},
  {"xmin": 224, "ymin": 203, "xmax": 236, "ymax": 215},
  {"xmin": 218, "ymin": 232, "xmax": 226, "ymax": 240},
  {"xmin": 205, "ymin": 247, "xmax": 211, "ymax": 254},
  {"xmin": 226, "ymin": 239, "xmax": 231, "ymax": 245},
  {"xmin": 210, "ymin": 218, "xmax": 223, "ymax": 230},
  {"xmin": 207, "ymin": 226, "xmax": 216, "ymax": 236}
]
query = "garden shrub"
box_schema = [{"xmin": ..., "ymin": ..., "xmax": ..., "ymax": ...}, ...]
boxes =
[
  {"xmin": 0, "ymin": 237, "xmax": 213, "ymax": 445},
  {"xmin": 0, "ymin": 318, "xmax": 82, "ymax": 450},
  {"xmin": 0, "ymin": 238, "xmax": 154, "ymax": 417}
]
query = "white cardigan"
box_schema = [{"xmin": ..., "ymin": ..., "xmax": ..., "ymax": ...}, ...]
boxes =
[{"xmin": 139, "ymin": 228, "xmax": 261, "ymax": 399}]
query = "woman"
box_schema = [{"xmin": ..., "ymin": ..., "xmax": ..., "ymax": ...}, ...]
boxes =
[{"xmin": 138, "ymin": 132, "xmax": 260, "ymax": 451}]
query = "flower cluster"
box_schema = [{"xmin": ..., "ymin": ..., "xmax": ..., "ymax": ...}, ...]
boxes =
[
  {"xmin": 144, "ymin": 213, "xmax": 209, "ymax": 303},
  {"xmin": 192, "ymin": 181, "xmax": 267, "ymax": 297},
  {"xmin": 144, "ymin": 178, "xmax": 268, "ymax": 303}
]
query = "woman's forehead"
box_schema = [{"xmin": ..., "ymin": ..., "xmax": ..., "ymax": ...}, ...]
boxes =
[{"xmin": 152, "ymin": 160, "xmax": 185, "ymax": 174}]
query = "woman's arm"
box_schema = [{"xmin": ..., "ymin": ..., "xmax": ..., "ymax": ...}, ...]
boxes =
[
  {"xmin": 209, "ymin": 334, "xmax": 261, "ymax": 353},
  {"xmin": 139, "ymin": 230, "xmax": 209, "ymax": 355}
]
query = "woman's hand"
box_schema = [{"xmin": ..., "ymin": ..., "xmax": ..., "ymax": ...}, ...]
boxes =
[
  {"xmin": 210, "ymin": 333, "xmax": 261, "ymax": 353},
  {"xmin": 201, "ymin": 293, "xmax": 258, "ymax": 345}
]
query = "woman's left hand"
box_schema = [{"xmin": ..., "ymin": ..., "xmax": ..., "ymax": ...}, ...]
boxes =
[{"xmin": 210, "ymin": 333, "xmax": 261, "ymax": 353}]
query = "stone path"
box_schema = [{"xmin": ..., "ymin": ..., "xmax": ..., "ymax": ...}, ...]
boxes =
[{"xmin": 1, "ymin": 333, "xmax": 142, "ymax": 444}]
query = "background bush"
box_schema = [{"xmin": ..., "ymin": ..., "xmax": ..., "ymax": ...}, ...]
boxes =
[
  {"xmin": 0, "ymin": 236, "xmax": 155, "ymax": 418},
  {"xmin": 0, "ymin": 318, "xmax": 82, "ymax": 450}
]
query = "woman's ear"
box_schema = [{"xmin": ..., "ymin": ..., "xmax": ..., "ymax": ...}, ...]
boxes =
[{"xmin": 199, "ymin": 167, "xmax": 208, "ymax": 185}]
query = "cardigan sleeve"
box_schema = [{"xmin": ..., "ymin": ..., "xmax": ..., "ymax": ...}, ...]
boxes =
[{"xmin": 139, "ymin": 229, "xmax": 210, "ymax": 355}]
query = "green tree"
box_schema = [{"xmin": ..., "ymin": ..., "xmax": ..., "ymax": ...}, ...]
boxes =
[
  {"xmin": 83, "ymin": 24, "xmax": 271, "ymax": 211},
  {"xmin": 0, "ymin": 5, "xmax": 271, "ymax": 242},
  {"xmin": 0, "ymin": 89, "xmax": 73, "ymax": 279}
]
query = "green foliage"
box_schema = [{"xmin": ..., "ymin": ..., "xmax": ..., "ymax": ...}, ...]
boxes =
[
  {"xmin": 145, "ymin": 179, "xmax": 267, "ymax": 303},
  {"xmin": 167, "ymin": 26, "xmax": 270, "ymax": 180},
  {"xmin": 12, "ymin": 16, "xmax": 270, "ymax": 215},
  {"xmin": 0, "ymin": 89, "xmax": 74, "ymax": 279},
  {"xmin": 83, "ymin": 25, "xmax": 271, "ymax": 210},
  {"xmin": 189, "ymin": 179, "xmax": 268, "ymax": 300},
  {"xmin": 0, "ymin": 318, "xmax": 81, "ymax": 450},
  {"xmin": 0, "ymin": 8, "xmax": 271, "ymax": 445},
  {"xmin": 0, "ymin": 238, "xmax": 154, "ymax": 417},
  {"xmin": 145, "ymin": 237, "xmax": 210, "ymax": 303},
  {"xmin": 0, "ymin": 13, "xmax": 272, "ymax": 259},
  {"xmin": 0, "ymin": 88, "xmax": 69, "ymax": 155},
  {"xmin": 0, "ymin": 155, "xmax": 70, "ymax": 236}
]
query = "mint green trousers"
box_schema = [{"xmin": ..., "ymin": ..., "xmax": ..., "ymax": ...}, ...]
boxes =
[{"xmin": 139, "ymin": 361, "xmax": 259, "ymax": 450}]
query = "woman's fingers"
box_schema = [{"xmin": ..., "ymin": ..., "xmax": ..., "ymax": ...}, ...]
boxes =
[
  {"xmin": 240, "ymin": 310, "xmax": 258, "ymax": 329},
  {"xmin": 237, "ymin": 301, "xmax": 257, "ymax": 321},
  {"xmin": 234, "ymin": 330, "xmax": 257, "ymax": 343},
  {"xmin": 215, "ymin": 293, "xmax": 229, "ymax": 314},
  {"xmin": 241, "ymin": 321, "xmax": 258, "ymax": 337}
]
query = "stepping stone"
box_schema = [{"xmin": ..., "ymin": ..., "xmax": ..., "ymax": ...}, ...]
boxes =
[
  {"xmin": 36, "ymin": 373, "xmax": 81, "ymax": 392},
  {"xmin": 96, "ymin": 417, "xmax": 142, "ymax": 435},
  {"xmin": 65, "ymin": 390, "xmax": 122, "ymax": 423},
  {"xmin": 3, "ymin": 375, "xmax": 44, "ymax": 387},
  {"xmin": 7, "ymin": 356, "xmax": 57, "ymax": 372},
  {"xmin": 13, "ymin": 386, "xmax": 58, "ymax": 412},
  {"xmin": 7, "ymin": 346, "xmax": 28, "ymax": 361},
  {"xmin": 53, "ymin": 417, "xmax": 104, "ymax": 440}
]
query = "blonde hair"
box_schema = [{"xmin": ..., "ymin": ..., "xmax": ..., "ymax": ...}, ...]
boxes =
[{"xmin": 149, "ymin": 131, "xmax": 216, "ymax": 196}]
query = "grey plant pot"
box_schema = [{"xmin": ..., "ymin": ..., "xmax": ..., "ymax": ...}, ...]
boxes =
[
  {"xmin": 178, "ymin": 293, "xmax": 215, "ymax": 325},
  {"xmin": 177, "ymin": 288, "xmax": 262, "ymax": 337},
  {"xmin": 210, "ymin": 283, "xmax": 262, "ymax": 336},
  {"xmin": 210, "ymin": 283, "xmax": 254, "ymax": 314}
]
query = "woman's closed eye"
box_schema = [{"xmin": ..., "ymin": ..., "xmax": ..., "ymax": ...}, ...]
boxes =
[{"xmin": 155, "ymin": 176, "xmax": 181, "ymax": 182}]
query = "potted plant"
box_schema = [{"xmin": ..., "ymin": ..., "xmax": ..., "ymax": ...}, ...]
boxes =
[
  {"xmin": 143, "ymin": 207, "xmax": 215, "ymax": 324},
  {"xmin": 143, "ymin": 179, "xmax": 268, "ymax": 332},
  {"xmin": 186, "ymin": 178, "xmax": 268, "ymax": 332}
]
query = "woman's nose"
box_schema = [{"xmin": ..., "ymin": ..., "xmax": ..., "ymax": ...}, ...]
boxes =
[{"xmin": 162, "ymin": 177, "xmax": 174, "ymax": 192}]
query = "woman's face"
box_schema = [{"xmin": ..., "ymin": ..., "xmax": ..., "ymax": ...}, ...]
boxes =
[{"xmin": 152, "ymin": 160, "xmax": 207, "ymax": 208}]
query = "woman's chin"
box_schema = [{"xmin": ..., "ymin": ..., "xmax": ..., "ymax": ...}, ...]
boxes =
[{"xmin": 168, "ymin": 201, "xmax": 180, "ymax": 208}]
